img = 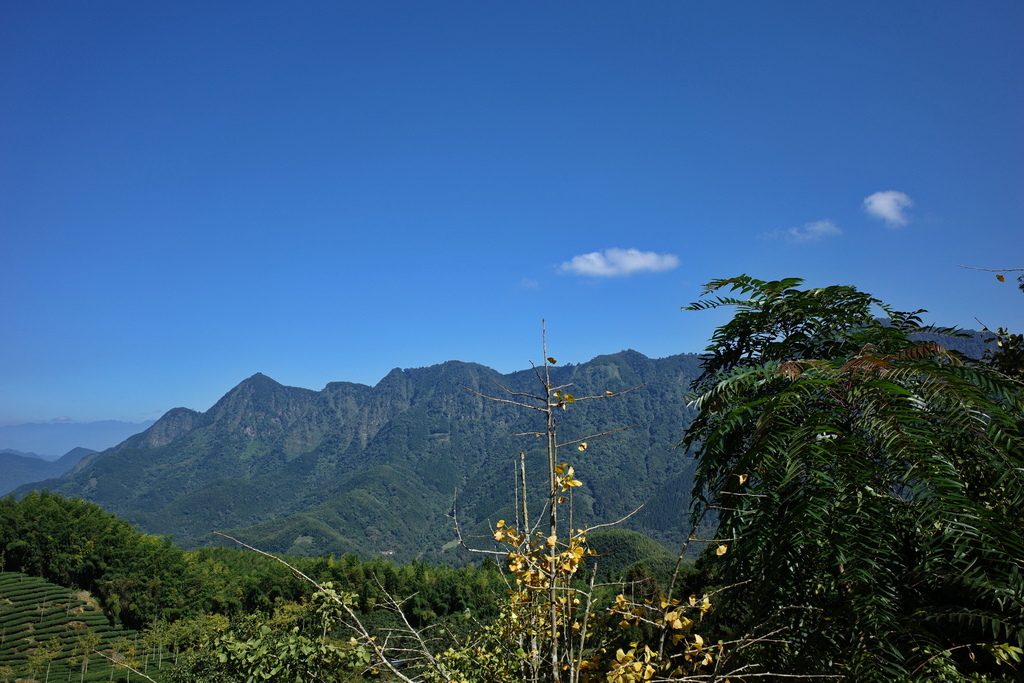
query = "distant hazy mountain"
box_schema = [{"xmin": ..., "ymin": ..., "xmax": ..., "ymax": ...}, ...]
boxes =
[
  {"xmin": 910, "ymin": 327, "xmax": 994, "ymax": 359},
  {"xmin": 0, "ymin": 447, "xmax": 96, "ymax": 496},
  {"xmin": 0, "ymin": 419, "xmax": 155, "ymax": 459},
  {"xmin": 17, "ymin": 351, "xmax": 706, "ymax": 562}
]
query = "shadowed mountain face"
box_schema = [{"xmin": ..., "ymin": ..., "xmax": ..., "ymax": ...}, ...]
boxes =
[
  {"xmin": 17, "ymin": 351, "xmax": 704, "ymax": 562},
  {"xmin": 0, "ymin": 447, "xmax": 96, "ymax": 496}
]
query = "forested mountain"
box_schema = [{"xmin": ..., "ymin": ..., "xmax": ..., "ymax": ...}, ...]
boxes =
[
  {"xmin": 0, "ymin": 447, "xmax": 96, "ymax": 496},
  {"xmin": 16, "ymin": 351, "xmax": 704, "ymax": 561}
]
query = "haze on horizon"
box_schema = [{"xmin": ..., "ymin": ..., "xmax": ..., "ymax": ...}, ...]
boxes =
[{"xmin": 2, "ymin": 2, "xmax": 1021, "ymax": 426}]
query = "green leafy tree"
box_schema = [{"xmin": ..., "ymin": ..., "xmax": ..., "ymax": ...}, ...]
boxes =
[
  {"xmin": 981, "ymin": 326, "xmax": 1024, "ymax": 379},
  {"xmin": 165, "ymin": 585, "xmax": 370, "ymax": 682},
  {"xmin": 683, "ymin": 276, "xmax": 1024, "ymax": 680},
  {"xmin": 73, "ymin": 630, "xmax": 102, "ymax": 683},
  {"xmin": 25, "ymin": 636, "xmax": 63, "ymax": 683},
  {"xmin": 0, "ymin": 491, "xmax": 192, "ymax": 628}
]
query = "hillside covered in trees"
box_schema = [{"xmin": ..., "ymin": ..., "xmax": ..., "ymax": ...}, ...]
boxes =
[{"xmin": 16, "ymin": 351, "xmax": 706, "ymax": 561}]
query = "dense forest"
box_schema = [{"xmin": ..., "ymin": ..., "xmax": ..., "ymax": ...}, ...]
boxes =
[
  {"xmin": 0, "ymin": 491, "xmax": 683, "ymax": 681},
  {"xmin": 2, "ymin": 274, "xmax": 1022, "ymax": 681}
]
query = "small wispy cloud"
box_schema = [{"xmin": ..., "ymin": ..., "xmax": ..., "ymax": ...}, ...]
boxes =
[
  {"xmin": 518, "ymin": 278, "xmax": 540, "ymax": 289},
  {"xmin": 763, "ymin": 219, "xmax": 843, "ymax": 244},
  {"xmin": 559, "ymin": 248, "xmax": 680, "ymax": 277},
  {"xmin": 863, "ymin": 190, "xmax": 913, "ymax": 227}
]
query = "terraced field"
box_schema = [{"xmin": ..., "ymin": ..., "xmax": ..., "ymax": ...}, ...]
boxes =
[{"xmin": 0, "ymin": 572, "xmax": 167, "ymax": 682}]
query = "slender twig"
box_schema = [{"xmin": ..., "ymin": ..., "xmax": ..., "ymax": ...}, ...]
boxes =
[
  {"xmin": 212, "ymin": 532, "xmax": 419, "ymax": 683},
  {"xmin": 660, "ymin": 512, "xmax": 708, "ymax": 658},
  {"xmin": 558, "ymin": 384, "xmax": 646, "ymax": 403},
  {"xmin": 450, "ymin": 492, "xmax": 506, "ymax": 557},
  {"xmin": 956, "ymin": 265, "xmax": 1024, "ymax": 272},
  {"xmin": 92, "ymin": 651, "xmax": 158, "ymax": 683},
  {"xmin": 371, "ymin": 577, "xmax": 454, "ymax": 681},
  {"xmin": 577, "ymin": 505, "xmax": 645, "ymax": 534},
  {"xmin": 486, "ymin": 377, "xmax": 546, "ymax": 401},
  {"xmin": 465, "ymin": 386, "xmax": 544, "ymax": 411},
  {"xmin": 557, "ymin": 423, "xmax": 642, "ymax": 449}
]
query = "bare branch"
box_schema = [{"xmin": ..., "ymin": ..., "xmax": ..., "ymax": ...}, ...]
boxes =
[
  {"xmin": 465, "ymin": 385, "xmax": 545, "ymax": 412},
  {"xmin": 720, "ymin": 490, "xmax": 768, "ymax": 498},
  {"xmin": 213, "ymin": 532, "xmax": 419, "ymax": 683},
  {"xmin": 577, "ymin": 504, "xmax": 645, "ymax": 534},
  {"xmin": 558, "ymin": 423, "xmax": 642, "ymax": 449},
  {"xmin": 486, "ymin": 377, "xmax": 546, "ymax": 402},
  {"xmin": 450, "ymin": 491, "xmax": 507, "ymax": 557},
  {"xmin": 92, "ymin": 651, "xmax": 159, "ymax": 683},
  {"xmin": 957, "ymin": 264, "xmax": 1024, "ymax": 272},
  {"xmin": 562, "ymin": 383, "xmax": 646, "ymax": 402},
  {"xmin": 370, "ymin": 577, "xmax": 454, "ymax": 681}
]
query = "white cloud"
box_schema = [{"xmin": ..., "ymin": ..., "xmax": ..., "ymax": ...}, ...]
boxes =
[
  {"xmin": 518, "ymin": 278, "xmax": 540, "ymax": 289},
  {"xmin": 764, "ymin": 219, "xmax": 843, "ymax": 244},
  {"xmin": 863, "ymin": 190, "xmax": 913, "ymax": 227},
  {"xmin": 559, "ymin": 248, "xmax": 680, "ymax": 277}
]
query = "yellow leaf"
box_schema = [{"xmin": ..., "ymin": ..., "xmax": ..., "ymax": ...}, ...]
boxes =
[
  {"xmin": 548, "ymin": 357, "xmax": 558, "ymax": 364},
  {"xmin": 716, "ymin": 544, "xmax": 728, "ymax": 556},
  {"xmin": 997, "ymin": 274, "xmax": 1006, "ymax": 282},
  {"xmin": 578, "ymin": 441, "xmax": 588, "ymax": 451},
  {"xmin": 737, "ymin": 473, "xmax": 748, "ymax": 485}
]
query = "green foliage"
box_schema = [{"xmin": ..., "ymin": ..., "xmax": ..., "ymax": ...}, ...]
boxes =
[
  {"xmin": 982, "ymin": 326, "xmax": 1024, "ymax": 379},
  {"xmin": 583, "ymin": 529, "xmax": 679, "ymax": 582},
  {"xmin": 164, "ymin": 586, "xmax": 370, "ymax": 683},
  {"xmin": 683, "ymin": 275, "xmax": 1024, "ymax": 680},
  {"xmin": 0, "ymin": 491, "xmax": 191, "ymax": 628}
]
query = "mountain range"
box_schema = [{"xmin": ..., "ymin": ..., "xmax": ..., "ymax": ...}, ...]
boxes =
[
  {"xmin": 0, "ymin": 419, "xmax": 155, "ymax": 459},
  {"xmin": 15, "ymin": 350, "xmax": 705, "ymax": 562},
  {"xmin": 0, "ymin": 447, "xmax": 96, "ymax": 496}
]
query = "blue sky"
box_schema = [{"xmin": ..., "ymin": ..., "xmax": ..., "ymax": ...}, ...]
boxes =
[{"xmin": 2, "ymin": 1, "xmax": 1022, "ymax": 426}]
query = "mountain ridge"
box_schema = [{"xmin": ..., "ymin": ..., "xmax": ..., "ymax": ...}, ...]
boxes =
[
  {"xmin": 0, "ymin": 447, "xmax": 97, "ymax": 496},
  {"xmin": 0, "ymin": 419, "xmax": 155, "ymax": 459},
  {"xmin": 15, "ymin": 350, "xmax": 705, "ymax": 561}
]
